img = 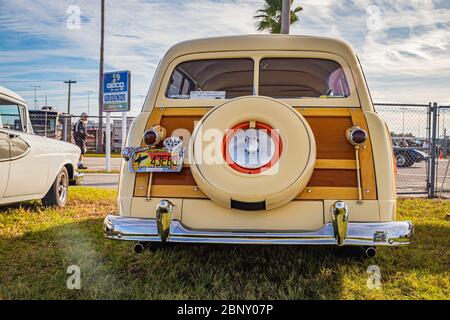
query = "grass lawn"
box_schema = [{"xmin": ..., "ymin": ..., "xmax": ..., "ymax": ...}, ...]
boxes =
[{"xmin": 0, "ymin": 187, "xmax": 448, "ymax": 300}]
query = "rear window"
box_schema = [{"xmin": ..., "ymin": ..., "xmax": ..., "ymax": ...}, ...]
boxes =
[
  {"xmin": 166, "ymin": 59, "xmax": 254, "ymax": 99},
  {"xmin": 259, "ymin": 58, "xmax": 350, "ymax": 99}
]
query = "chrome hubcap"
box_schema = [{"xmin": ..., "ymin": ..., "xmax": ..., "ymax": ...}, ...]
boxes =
[
  {"xmin": 397, "ymin": 155, "xmax": 406, "ymax": 166},
  {"xmin": 58, "ymin": 172, "xmax": 68, "ymax": 202}
]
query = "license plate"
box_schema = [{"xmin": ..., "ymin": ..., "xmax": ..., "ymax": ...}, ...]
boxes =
[{"xmin": 129, "ymin": 147, "xmax": 184, "ymax": 173}]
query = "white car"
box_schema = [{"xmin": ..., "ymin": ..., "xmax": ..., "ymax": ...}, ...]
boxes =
[{"xmin": 0, "ymin": 86, "xmax": 83, "ymax": 207}]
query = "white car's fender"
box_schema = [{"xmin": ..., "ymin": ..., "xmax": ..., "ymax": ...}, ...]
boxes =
[{"xmin": 1, "ymin": 129, "xmax": 80, "ymax": 203}]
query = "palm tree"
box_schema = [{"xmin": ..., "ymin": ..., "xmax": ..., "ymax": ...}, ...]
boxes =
[{"xmin": 254, "ymin": 0, "xmax": 303, "ymax": 34}]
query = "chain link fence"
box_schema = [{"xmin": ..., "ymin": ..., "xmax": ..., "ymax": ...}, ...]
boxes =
[
  {"xmin": 374, "ymin": 103, "xmax": 432, "ymax": 196},
  {"xmin": 28, "ymin": 103, "xmax": 450, "ymax": 198}
]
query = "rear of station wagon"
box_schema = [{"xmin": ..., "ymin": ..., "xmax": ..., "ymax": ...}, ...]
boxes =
[{"xmin": 104, "ymin": 35, "xmax": 413, "ymax": 254}]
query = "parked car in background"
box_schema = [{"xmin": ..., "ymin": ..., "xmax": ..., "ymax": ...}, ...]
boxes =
[
  {"xmin": 0, "ymin": 86, "xmax": 83, "ymax": 207},
  {"xmin": 104, "ymin": 35, "xmax": 413, "ymax": 257},
  {"xmin": 394, "ymin": 146, "xmax": 428, "ymax": 167},
  {"xmin": 29, "ymin": 107, "xmax": 70, "ymax": 140}
]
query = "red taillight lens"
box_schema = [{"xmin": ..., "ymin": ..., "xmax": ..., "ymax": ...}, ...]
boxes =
[
  {"xmin": 143, "ymin": 130, "xmax": 158, "ymax": 146},
  {"xmin": 351, "ymin": 129, "xmax": 367, "ymax": 144},
  {"xmin": 346, "ymin": 126, "xmax": 368, "ymax": 146}
]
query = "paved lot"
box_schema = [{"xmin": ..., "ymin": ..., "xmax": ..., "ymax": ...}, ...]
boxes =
[
  {"xmin": 397, "ymin": 159, "xmax": 450, "ymax": 194},
  {"xmin": 79, "ymin": 156, "xmax": 450, "ymax": 195},
  {"xmin": 81, "ymin": 173, "xmax": 119, "ymax": 189},
  {"xmin": 83, "ymin": 156, "xmax": 122, "ymax": 171},
  {"xmin": 77, "ymin": 157, "xmax": 121, "ymax": 189}
]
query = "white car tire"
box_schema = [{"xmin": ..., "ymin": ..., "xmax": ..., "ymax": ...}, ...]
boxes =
[{"xmin": 42, "ymin": 167, "xmax": 69, "ymax": 207}]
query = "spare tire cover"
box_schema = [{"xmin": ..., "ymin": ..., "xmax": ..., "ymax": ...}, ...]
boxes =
[{"xmin": 189, "ymin": 96, "xmax": 316, "ymax": 210}]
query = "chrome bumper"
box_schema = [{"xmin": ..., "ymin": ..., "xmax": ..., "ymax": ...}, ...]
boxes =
[
  {"xmin": 104, "ymin": 216, "xmax": 413, "ymax": 246},
  {"xmin": 70, "ymin": 172, "xmax": 84, "ymax": 185}
]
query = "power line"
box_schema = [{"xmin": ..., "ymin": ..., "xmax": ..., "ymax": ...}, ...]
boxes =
[{"xmin": 0, "ymin": 80, "xmax": 66, "ymax": 83}]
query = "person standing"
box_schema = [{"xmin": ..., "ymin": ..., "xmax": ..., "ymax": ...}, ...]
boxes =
[{"xmin": 73, "ymin": 112, "xmax": 94, "ymax": 169}]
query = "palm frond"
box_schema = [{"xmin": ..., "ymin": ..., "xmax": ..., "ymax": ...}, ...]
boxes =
[{"xmin": 254, "ymin": 0, "xmax": 303, "ymax": 33}]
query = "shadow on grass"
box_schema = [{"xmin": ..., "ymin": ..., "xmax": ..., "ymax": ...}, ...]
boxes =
[{"xmin": 0, "ymin": 216, "xmax": 448, "ymax": 299}]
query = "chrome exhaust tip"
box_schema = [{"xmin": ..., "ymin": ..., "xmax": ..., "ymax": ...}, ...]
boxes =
[
  {"xmin": 134, "ymin": 242, "xmax": 149, "ymax": 254},
  {"xmin": 364, "ymin": 246, "xmax": 377, "ymax": 258},
  {"xmin": 331, "ymin": 201, "xmax": 349, "ymax": 246}
]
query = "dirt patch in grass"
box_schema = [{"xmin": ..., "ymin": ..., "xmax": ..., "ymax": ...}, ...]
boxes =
[{"xmin": 0, "ymin": 188, "xmax": 449, "ymax": 299}]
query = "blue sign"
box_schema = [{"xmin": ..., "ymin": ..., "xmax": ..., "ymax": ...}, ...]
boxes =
[{"xmin": 103, "ymin": 70, "xmax": 130, "ymax": 112}]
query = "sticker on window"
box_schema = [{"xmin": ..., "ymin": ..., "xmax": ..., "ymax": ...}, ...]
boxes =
[{"xmin": 189, "ymin": 91, "xmax": 226, "ymax": 99}]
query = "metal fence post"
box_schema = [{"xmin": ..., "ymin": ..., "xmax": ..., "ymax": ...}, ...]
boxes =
[
  {"xmin": 425, "ymin": 102, "xmax": 431, "ymax": 195},
  {"xmin": 428, "ymin": 102, "xmax": 438, "ymax": 198}
]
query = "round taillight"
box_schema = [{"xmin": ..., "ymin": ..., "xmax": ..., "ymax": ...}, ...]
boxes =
[
  {"xmin": 346, "ymin": 126, "xmax": 368, "ymax": 146},
  {"xmin": 121, "ymin": 147, "xmax": 132, "ymax": 160},
  {"xmin": 143, "ymin": 129, "xmax": 158, "ymax": 146},
  {"xmin": 142, "ymin": 125, "xmax": 166, "ymax": 147}
]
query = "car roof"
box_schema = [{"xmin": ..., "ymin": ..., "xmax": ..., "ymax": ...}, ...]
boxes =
[
  {"xmin": 0, "ymin": 85, "xmax": 27, "ymax": 105},
  {"xmin": 163, "ymin": 34, "xmax": 357, "ymax": 62}
]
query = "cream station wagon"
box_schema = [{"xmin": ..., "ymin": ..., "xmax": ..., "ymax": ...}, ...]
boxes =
[
  {"xmin": 104, "ymin": 35, "xmax": 413, "ymax": 257},
  {"xmin": 0, "ymin": 86, "xmax": 82, "ymax": 207}
]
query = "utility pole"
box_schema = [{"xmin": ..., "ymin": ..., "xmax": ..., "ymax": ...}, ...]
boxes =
[
  {"xmin": 97, "ymin": 0, "xmax": 105, "ymax": 153},
  {"xmin": 281, "ymin": 0, "xmax": 290, "ymax": 34},
  {"xmin": 30, "ymin": 85, "xmax": 41, "ymax": 110},
  {"xmin": 63, "ymin": 80, "xmax": 77, "ymax": 114}
]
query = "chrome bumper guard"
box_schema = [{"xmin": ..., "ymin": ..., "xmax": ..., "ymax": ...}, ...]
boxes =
[
  {"xmin": 70, "ymin": 172, "xmax": 84, "ymax": 185},
  {"xmin": 104, "ymin": 201, "xmax": 413, "ymax": 246}
]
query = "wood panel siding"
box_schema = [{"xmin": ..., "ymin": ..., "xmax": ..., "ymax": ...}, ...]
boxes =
[
  {"xmin": 159, "ymin": 114, "xmax": 356, "ymax": 159},
  {"xmin": 133, "ymin": 107, "xmax": 377, "ymax": 200},
  {"xmin": 153, "ymin": 167, "xmax": 196, "ymax": 185},
  {"xmin": 307, "ymin": 169, "xmax": 357, "ymax": 187},
  {"xmin": 160, "ymin": 115, "xmax": 200, "ymax": 136},
  {"xmin": 305, "ymin": 116, "xmax": 355, "ymax": 159}
]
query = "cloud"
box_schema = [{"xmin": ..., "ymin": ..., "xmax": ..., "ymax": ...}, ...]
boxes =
[
  {"xmin": 1, "ymin": 0, "xmax": 450, "ymax": 113},
  {"xmin": 0, "ymin": 0, "xmax": 262, "ymax": 114}
]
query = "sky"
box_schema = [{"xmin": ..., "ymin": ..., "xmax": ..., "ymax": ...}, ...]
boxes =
[{"xmin": 1, "ymin": 0, "xmax": 450, "ymax": 117}]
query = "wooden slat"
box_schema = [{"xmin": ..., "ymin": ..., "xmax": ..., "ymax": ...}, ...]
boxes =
[
  {"xmin": 162, "ymin": 107, "xmax": 350, "ymax": 117},
  {"xmin": 296, "ymin": 187, "xmax": 359, "ymax": 200},
  {"xmin": 306, "ymin": 116, "xmax": 355, "ymax": 159},
  {"xmin": 160, "ymin": 115, "xmax": 200, "ymax": 136},
  {"xmin": 307, "ymin": 169, "xmax": 357, "ymax": 188},
  {"xmin": 163, "ymin": 108, "xmax": 209, "ymax": 117},
  {"xmin": 296, "ymin": 108, "xmax": 351, "ymax": 117},
  {"xmin": 151, "ymin": 185, "xmax": 206, "ymax": 198},
  {"xmin": 315, "ymin": 159, "xmax": 356, "ymax": 169},
  {"xmin": 349, "ymin": 109, "xmax": 378, "ymax": 200},
  {"xmin": 150, "ymin": 185, "xmax": 359, "ymax": 200},
  {"xmin": 152, "ymin": 168, "xmax": 196, "ymax": 185},
  {"xmin": 134, "ymin": 174, "xmax": 151, "ymax": 197}
]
